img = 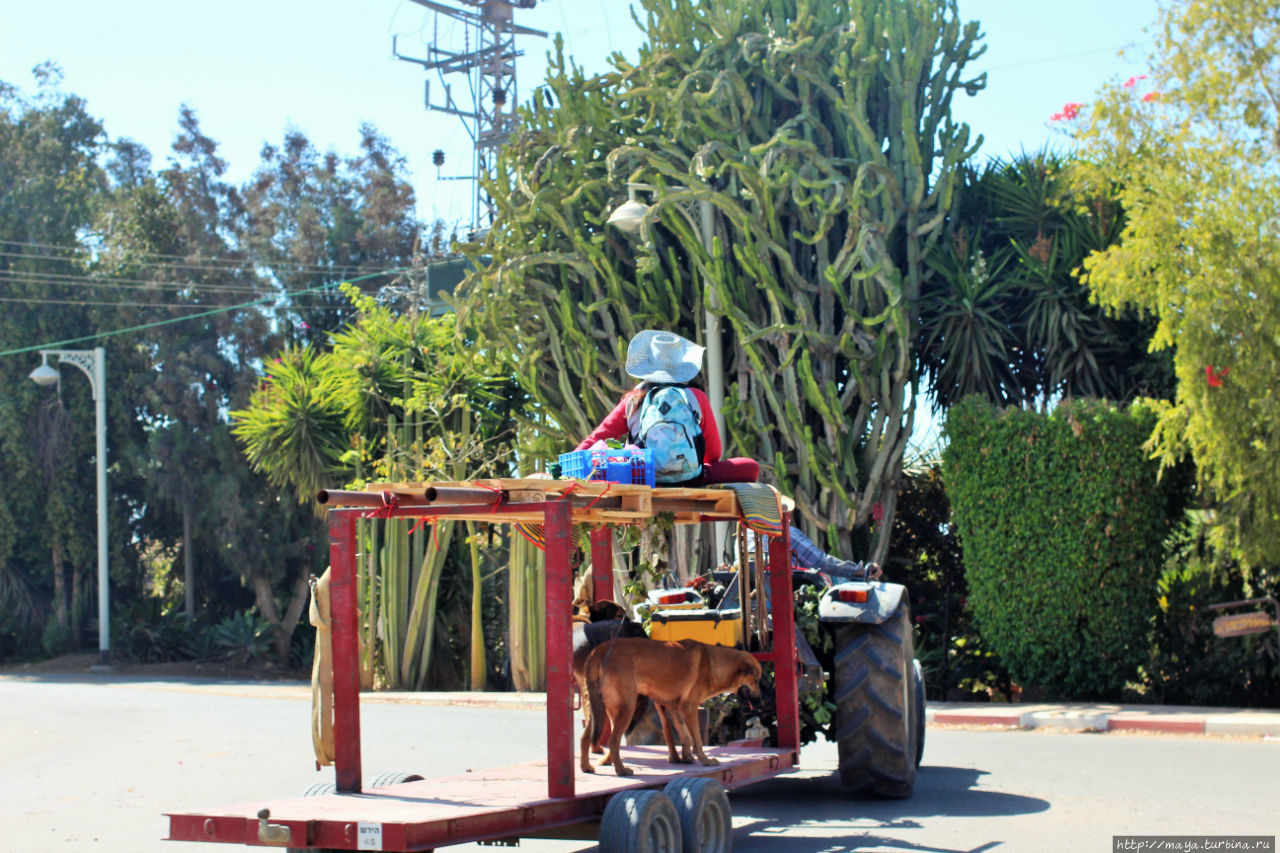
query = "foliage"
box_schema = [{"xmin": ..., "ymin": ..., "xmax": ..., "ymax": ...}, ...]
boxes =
[
  {"xmin": 918, "ymin": 151, "xmax": 1173, "ymax": 410},
  {"xmin": 233, "ymin": 303, "xmax": 524, "ymax": 690},
  {"xmin": 887, "ymin": 459, "xmax": 1010, "ymax": 700},
  {"xmin": 211, "ymin": 609, "xmax": 274, "ymax": 665},
  {"xmin": 1073, "ymin": 0, "xmax": 1280, "ymax": 578},
  {"xmin": 0, "ymin": 65, "xmax": 107, "ymax": 655},
  {"xmin": 463, "ymin": 0, "xmax": 985, "ymax": 564},
  {"xmin": 942, "ymin": 397, "xmax": 1183, "ymax": 698},
  {"xmin": 1143, "ymin": 511, "xmax": 1279, "ymax": 706}
]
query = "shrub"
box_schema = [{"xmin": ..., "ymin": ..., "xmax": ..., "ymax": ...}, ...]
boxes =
[
  {"xmin": 888, "ymin": 460, "xmax": 1011, "ymax": 700},
  {"xmin": 212, "ymin": 610, "xmax": 272, "ymax": 665},
  {"xmin": 1144, "ymin": 512, "xmax": 1280, "ymax": 707},
  {"xmin": 942, "ymin": 397, "xmax": 1180, "ymax": 699}
]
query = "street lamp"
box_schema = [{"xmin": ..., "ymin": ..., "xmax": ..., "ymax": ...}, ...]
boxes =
[
  {"xmin": 608, "ymin": 184, "xmax": 728, "ymax": 561},
  {"xmin": 29, "ymin": 347, "xmax": 110, "ymax": 660},
  {"xmin": 606, "ymin": 184, "xmax": 726, "ymax": 443}
]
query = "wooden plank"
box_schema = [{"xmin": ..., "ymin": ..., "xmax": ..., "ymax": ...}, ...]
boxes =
[{"xmin": 357, "ymin": 480, "xmax": 747, "ymax": 527}]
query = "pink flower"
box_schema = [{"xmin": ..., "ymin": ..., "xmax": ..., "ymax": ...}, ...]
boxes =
[
  {"xmin": 872, "ymin": 501, "xmax": 884, "ymax": 523},
  {"xmin": 1205, "ymin": 366, "xmax": 1229, "ymax": 388},
  {"xmin": 1123, "ymin": 75, "xmax": 1148, "ymax": 88},
  {"xmin": 300, "ymin": 321, "xmax": 310, "ymax": 331},
  {"xmin": 1142, "ymin": 91, "xmax": 1161, "ymax": 102},
  {"xmin": 1050, "ymin": 102, "xmax": 1084, "ymax": 122}
]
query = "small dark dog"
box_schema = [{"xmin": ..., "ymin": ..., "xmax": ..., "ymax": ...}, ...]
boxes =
[{"xmin": 572, "ymin": 600, "xmax": 648, "ymax": 754}]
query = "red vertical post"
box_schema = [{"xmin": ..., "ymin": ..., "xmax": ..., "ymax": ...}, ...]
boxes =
[
  {"xmin": 768, "ymin": 519, "xmax": 800, "ymax": 753},
  {"xmin": 329, "ymin": 510, "xmax": 363, "ymax": 793},
  {"xmin": 543, "ymin": 499, "xmax": 575, "ymax": 799},
  {"xmin": 590, "ymin": 526, "xmax": 613, "ymax": 602}
]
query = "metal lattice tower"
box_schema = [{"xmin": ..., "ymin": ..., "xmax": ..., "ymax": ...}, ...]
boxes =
[{"xmin": 395, "ymin": 0, "xmax": 546, "ymax": 233}]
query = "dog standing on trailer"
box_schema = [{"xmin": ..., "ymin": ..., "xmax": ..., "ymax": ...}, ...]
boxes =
[{"xmin": 581, "ymin": 637, "xmax": 762, "ymax": 777}]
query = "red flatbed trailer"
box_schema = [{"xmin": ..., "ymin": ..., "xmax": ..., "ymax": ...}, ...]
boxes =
[{"xmin": 165, "ymin": 479, "xmax": 801, "ymax": 851}]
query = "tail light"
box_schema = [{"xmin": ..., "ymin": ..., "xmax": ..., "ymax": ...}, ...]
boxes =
[
  {"xmin": 835, "ymin": 588, "xmax": 869, "ymax": 604},
  {"xmin": 657, "ymin": 592, "xmax": 690, "ymax": 606}
]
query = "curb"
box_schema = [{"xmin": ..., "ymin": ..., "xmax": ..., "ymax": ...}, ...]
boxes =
[{"xmin": 925, "ymin": 703, "xmax": 1280, "ymax": 737}]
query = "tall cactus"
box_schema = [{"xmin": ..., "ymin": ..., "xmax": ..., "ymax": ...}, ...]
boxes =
[{"xmin": 463, "ymin": 0, "xmax": 983, "ymax": 559}]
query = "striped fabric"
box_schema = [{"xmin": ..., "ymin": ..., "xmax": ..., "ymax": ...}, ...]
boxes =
[
  {"xmin": 513, "ymin": 521, "xmax": 582, "ymax": 552},
  {"xmin": 715, "ymin": 482, "xmax": 785, "ymax": 538}
]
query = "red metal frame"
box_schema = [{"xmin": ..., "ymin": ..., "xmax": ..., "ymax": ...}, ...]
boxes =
[{"xmin": 169, "ymin": 488, "xmax": 802, "ymax": 850}]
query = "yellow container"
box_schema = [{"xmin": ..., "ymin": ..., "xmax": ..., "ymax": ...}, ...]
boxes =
[{"xmin": 648, "ymin": 608, "xmax": 744, "ymax": 648}]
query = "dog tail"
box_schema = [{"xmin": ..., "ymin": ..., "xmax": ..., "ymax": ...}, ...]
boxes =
[
  {"xmin": 626, "ymin": 694, "xmax": 650, "ymax": 735},
  {"xmin": 586, "ymin": 652, "xmax": 606, "ymax": 747}
]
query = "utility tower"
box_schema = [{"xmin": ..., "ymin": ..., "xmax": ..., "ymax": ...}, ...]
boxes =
[{"xmin": 395, "ymin": 0, "xmax": 546, "ymax": 234}]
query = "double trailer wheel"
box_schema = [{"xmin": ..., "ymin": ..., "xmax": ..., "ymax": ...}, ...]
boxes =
[{"xmin": 600, "ymin": 776, "xmax": 733, "ymax": 853}]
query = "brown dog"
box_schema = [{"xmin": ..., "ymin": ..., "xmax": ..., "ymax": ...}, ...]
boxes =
[
  {"xmin": 580, "ymin": 638, "xmax": 762, "ymax": 777},
  {"xmin": 572, "ymin": 600, "xmax": 649, "ymax": 754}
]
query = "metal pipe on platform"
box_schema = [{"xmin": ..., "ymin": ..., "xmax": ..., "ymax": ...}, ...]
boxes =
[
  {"xmin": 423, "ymin": 486, "xmax": 507, "ymax": 505},
  {"xmin": 316, "ymin": 489, "xmax": 432, "ymax": 508}
]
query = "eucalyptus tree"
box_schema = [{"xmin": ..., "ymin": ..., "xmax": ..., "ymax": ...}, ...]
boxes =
[
  {"xmin": 463, "ymin": 0, "xmax": 985, "ymax": 562},
  {"xmin": 0, "ymin": 65, "xmax": 107, "ymax": 654}
]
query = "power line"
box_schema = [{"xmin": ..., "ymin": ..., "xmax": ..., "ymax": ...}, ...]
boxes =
[
  {"xmin": 0, "ymin": 296, "xmax": 214, "ymax": 310},
  {"xmin": 0, "ymin": 240, "xmax": 373, "ymax": 276},
  {"xmin": 0, "ymin": 266, "xmax": 410, "ymax": 359}
]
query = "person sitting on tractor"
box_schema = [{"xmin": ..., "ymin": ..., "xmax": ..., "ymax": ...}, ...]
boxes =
[{"xmin": 577, "ymin": 329, "xmax": 759, "ymax": 486}]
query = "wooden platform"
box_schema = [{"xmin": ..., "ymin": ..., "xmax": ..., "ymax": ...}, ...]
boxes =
[
  {"xmin": 167, "ymin": 746, "xmax": 796, "ymax": 851},
  {"xmin": 355, "ymin": 478, "xmax": 743, "ymax": 525}
]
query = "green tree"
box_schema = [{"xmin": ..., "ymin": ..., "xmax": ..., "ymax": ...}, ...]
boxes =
[
  {"xmin": 464, "ymin": 0, "xmax": 984, "ymax": 562},
  {"xmin": 1074, "ymin": 0, "xmax": 1280, "ymax": 577},
  {"xmin": 233, "ymin": 301, "xmax": 523, "ymax": 688},
  {"xmin": 918, "ymin": 150, "xmax": 1172, "ymax": 410},
  {"xmin": 242, "ymin": 126, "xmax": 422, "ymax": 345},
  {"xmin": 0, "ymin": 65, "xmax": 107, "ymax": 655}
]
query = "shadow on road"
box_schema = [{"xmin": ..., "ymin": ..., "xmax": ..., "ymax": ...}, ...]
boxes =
[{"xmin": 726, "ymin": 764, "xmax": 1047, "ymax": 853}]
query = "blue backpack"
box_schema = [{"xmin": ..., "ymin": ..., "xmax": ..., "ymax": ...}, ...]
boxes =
[{"xmin": 633, "ymin": 386, "xmax": 704, "ymax": 484}]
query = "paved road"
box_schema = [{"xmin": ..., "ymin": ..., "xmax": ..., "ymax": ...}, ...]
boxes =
[{"xmin": 1, "ymin": 674, "xmax": 1275, "ymax": 853}]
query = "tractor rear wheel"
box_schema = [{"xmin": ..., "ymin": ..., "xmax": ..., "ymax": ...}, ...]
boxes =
[{"xmin": 831, "ymin": 602, "xmax": 918, "ymax": 798}]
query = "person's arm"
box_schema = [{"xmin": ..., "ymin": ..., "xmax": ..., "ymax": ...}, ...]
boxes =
[
  {"xmin": 575, "ymin": 395, "xmax": 631, "ymax": 451},
  {"xmin": 691, "ymin": 388, "xmax": 722, "ymax": 462}
]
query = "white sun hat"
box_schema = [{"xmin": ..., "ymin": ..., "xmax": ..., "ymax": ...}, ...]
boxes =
[{"xmin": 624, "ymin": 330, "xmax": 705, "ymax": 384}]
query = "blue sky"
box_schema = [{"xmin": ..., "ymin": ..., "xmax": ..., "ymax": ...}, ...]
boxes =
[{"xmin": 1, "ymin": 0, "xmax": 1158, "ymax": 235}]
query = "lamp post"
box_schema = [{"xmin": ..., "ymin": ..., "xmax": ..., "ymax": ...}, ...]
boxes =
[
  {"xmin": 607, "ymin": 184, "xmax": 728, "ymax": 561},
  {"xmin": 29, "ymin": 347, "xmax": 110, "ymax": 659},
  {"xmin": 606, "ymin": 184, "xmax": 726, "ymax": 443}
]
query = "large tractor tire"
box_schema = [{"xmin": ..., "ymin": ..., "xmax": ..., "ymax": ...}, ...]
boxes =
[
  {"xmin": 831, "ymin": 603, "xmax": 918, "ymax": 798},
  {"xmin": 912, "ymin": 658, "xmax": 926, "ymax": 768}
]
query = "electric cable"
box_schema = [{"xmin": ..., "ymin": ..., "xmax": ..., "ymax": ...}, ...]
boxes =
[{"xmin": 0, "ymin": 265, "xmax": 409, "ymax": 359}]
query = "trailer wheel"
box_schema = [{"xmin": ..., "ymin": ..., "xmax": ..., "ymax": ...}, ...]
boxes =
[
  {"xmin": 600, "ymin": 789, "xmax": 683, "ymax": 853},
  {"xmin": 664, "ymin": 777, "xmax": 731, "ymax": 853},
  {"xmin": 299, "ymin": 782, "xmax": 337, "ymax": 797},
  {"xmin": 287, "ymin": 783, "xmax": 341, "ymax": 852},
  {"xmin": 368, "ymin": 771, "xmax": 424, "ymax": 788},
  {"xmin": 831, "ymin": 602, "xmax": 918, "ymax": 798},
  {"xmin": 912, "ymin": 658, "xmax": 926, "ymax": 768}
]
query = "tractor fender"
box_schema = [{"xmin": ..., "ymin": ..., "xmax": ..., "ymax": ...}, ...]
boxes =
[{"xmin": 817, "ymin": 581, "xmax": 906, "ymax": 624}]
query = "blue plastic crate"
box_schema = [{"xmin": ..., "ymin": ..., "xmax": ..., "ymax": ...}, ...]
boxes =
[{"xmin": 558, "ymin": 447, "xmax": 655, "ymax": 487}]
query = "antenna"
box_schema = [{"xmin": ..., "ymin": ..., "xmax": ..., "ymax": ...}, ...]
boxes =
[{"xmin": 395, "ymin": 0, "xmax": 547, "ymax": 235}]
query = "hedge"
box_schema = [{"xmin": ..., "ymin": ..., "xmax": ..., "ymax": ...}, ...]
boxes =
[{"xmin": 942, "ymin": 397, "xmax": 1176, "ymax": 698}]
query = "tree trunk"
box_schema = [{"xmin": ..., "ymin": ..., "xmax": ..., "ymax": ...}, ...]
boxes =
[
  {"xmin": 182, "ymin": 505, "xmax": 195, "ymax": 619},
  {"xmin": 51, "ymin": 539, "xmax": 67, "ymax": 630}
]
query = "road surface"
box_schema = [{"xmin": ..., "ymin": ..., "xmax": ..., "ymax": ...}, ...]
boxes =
[{"xmin": 1, "ymin": 674, "xmax": 1274, "ymax": 852}]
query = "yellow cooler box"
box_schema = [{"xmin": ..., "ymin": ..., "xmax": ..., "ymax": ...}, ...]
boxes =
[{"xmin": 648, "ymin": 607, "xmax": 744, "ymax": 647}]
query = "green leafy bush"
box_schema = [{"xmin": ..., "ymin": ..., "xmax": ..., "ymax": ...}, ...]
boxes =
[
  {"xmin": 212, "ymin": 610, "xmax": 272, "ymax": 665},
  {"xmin": 942, "ymin": 397, "xmax": 1180, "ymax": 699},
  {"xmin": 1144, "ymin": 512, "xmax": 1279, "ymax": 707},
  {"xmin": 888, "ymin": 460, "xmax": 1011, "ymax": 700}
]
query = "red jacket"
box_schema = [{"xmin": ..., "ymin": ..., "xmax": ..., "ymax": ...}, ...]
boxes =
[{"xmin": 575, "ymin": 386, "xmax": 722, "ymax": 463}]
